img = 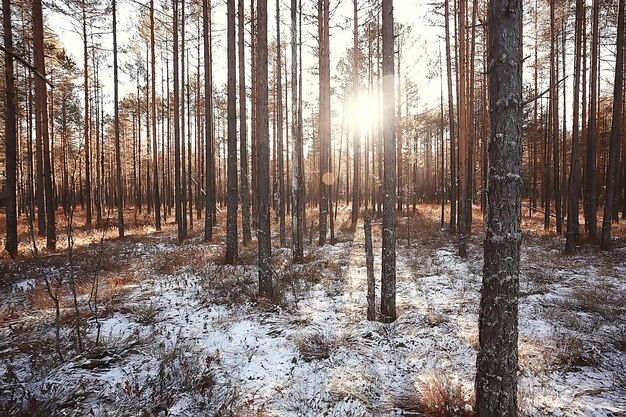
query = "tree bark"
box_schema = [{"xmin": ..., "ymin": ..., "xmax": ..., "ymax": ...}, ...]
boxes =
[
  {"xmin": 4, "ymin": 0, "xmax": 17, "ymax": 258},
  {"xmin": 150, "ymin": 0, "xmax": 161, "ymax": 231},
  {"xmin": 585, "ymin": 0, "xmax": 600, "ymax": 239},
  {"xmin": 82, "ymin": 1, "xmax": 92, "ymax": 226},
  {"xmin": 566, "ymin": 0, "xmax": 584, "ymax": 253},
  {"xmin": 203, "ymin": 0, "xmax": 215, "ymax": 241},
  {"xmin": 444, "ymin": 0, "xmax": 457, "ymax": 232},
  {"xmin": 239, "ymin": 0, "xmax": 252, "ymax": 244},
  {"xmin": 173, "ymin": 0, "xmax": 183, "ymax": 243},
  {"xmin": 276, "ymin": 0, "xmax": 286, "ymax": 247},
  {"xmin": 291, "ymin": 0, "xmax": 304, "ymax": 262},
  {"xmin": 34, "ymin": 0, "xmax": 56, "ymax": 249},
  {"xmin": 475, "ymin": 0, "xmax": 522, "ymax": 413},
  {"xmin": 365, "ymin": 215, "xmax": 375, "ymax": 321},
  {"xmin": 381, "ymin": 0, "xmax": 396, "ymax": 323},
  {"xmin": 257, "ymin": 0, "xmax": 272, "ymax": 297},
  {"xmin": 600, "ymin": 0, "xmax": 624, "ymax": 250},
  {"xmin": 226, "ymin": 0, "xmax": 239, "ymax": 263},
  {"xmin": 351, "ymin": 0, "xmax": 360, "ymax": 228}
]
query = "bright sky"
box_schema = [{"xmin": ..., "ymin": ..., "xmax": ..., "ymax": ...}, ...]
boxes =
[{"xmin": 49, "ymin": 0, "xmax": 444, "ymax": 139}]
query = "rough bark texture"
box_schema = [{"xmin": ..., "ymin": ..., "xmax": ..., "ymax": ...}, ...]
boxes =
[
  {"xmin": 151, "ymin": 0, "xmax": 161, "ymax": 231},
  {"xmin": 290, "ymin": 0, "xmax": 304, "ymax": 263},
  {"xmin": 276, "ymin": 0, "xmax": 286, "ymax": 247},
  {"xmin": 566, "ymin": 0, "xmax": 584, "ymax": 253},
  {"xmin": 4, "ymin": 0, "xmax": 17, "ymax": 258},
  {"xmin": 82, "ymin": 2, "xmax": 92, "ymax": 226},
  {"xmin": 600, "ymin": 0, "xmax": 624, "ymax": 250},
  {"xmin": 257, "ymin": 0, "xmax": 272, "ymax": 297},
  {"xmin": 173, "ymin": 0, "xmax": 183, "ymax": 243},
  {"xmin": 475, "ymin": 0, "xmax": 522, "ymax": 413},
  {"xmin": 318, "ymin": 0, "xmax": 330, "ymax": 246},
  {"xmin": 33, "ymin": 0, "xmax": 56, "ymax": 249},
  {"xmin": 457, "ymin": 0, "xmax": 468, "ymax": 258},
  {"xmin": 112, "ymin": 0, "xmax": 124, "ymax": 238},
  {"xmin": 226, "ymin": 0, "xmax": 238, "ymax": 263},
  {"xmin": 351, "ymin": 0, "xmax": 360, "ymax": 228},
  {"xmin": 203, "ymin": 0, "xmax": 214, "ymax": 242},
  {"xmin": 585, "ymin": 0, "xmax": 600, "ymax": 239},
  {"xmin": 444, "ymin": 0, "xmax": 457, "ymax": 232},
  {"xmin": 239, "ymin": 0, "xmax": 252, "ymax": 244},
  {"xmin": 381, "ymin": 0, "xmax": 396, "ymax": 323},
  {"xmin": 364, "ymin": 216, "xmax": 375, "ymax": 321}
]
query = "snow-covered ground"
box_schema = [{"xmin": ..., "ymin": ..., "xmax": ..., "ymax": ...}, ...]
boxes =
[{"xmin": 1, "ymin": 209, "xmax": 625, "ymax": 416}]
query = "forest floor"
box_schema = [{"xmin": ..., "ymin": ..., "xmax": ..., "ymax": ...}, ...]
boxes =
[{"xmin": 0, "ymin": 205, "xmax": 625, "ymax": 416}]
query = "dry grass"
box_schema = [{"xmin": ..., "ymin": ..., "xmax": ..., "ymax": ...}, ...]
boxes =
[
  {"xmin": 557, "ymin": 286, "xmax": 625, "ymax": 320},
  {"xmin": 551, "ymin": 333, "xmax": 601, "ymax": 370},
  {"xmin": 392, "ymin": 373, "xmax": 475, "ymax": 417},
  {"xmin": 295, "ymin": 327, "xmax": 339, "ymax": 362}
]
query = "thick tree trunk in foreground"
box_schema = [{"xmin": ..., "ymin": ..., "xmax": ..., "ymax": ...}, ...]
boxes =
[
  {"xmin": 475, "ymin": 0, "xmax": 522, "ymax": 413},
  {"xmin": 381, "ymin": 0, "xmax": 396, "ymax": 323}
]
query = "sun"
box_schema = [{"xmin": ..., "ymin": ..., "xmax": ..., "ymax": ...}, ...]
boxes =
[{"xmin": 351, "ymin": 91, "xmax": 380, "ymax": 135}]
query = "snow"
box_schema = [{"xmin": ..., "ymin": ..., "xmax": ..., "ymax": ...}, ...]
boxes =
[{"xmin": 1, "ymin": 215, "xmax": 625, "ymax": 416}]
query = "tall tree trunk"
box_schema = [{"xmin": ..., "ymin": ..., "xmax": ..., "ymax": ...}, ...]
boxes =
[
  {"xmin": 550, "ymin": 0, "xmax": 562, "ymax": 235},
  {"xmin": 291, "ymin": 0, "xmax": 304, "ymax": 262},
  {"xmin": 112, "ymin": 0, "xmax": 124, "ymax": 237},
  {"xmin": 475, "ymin": 0, "xmax": 522, "ymax": 413},
  {"xmin": 239, "ymin": 0, "xmax": 251, "ymax": 244},
  {"xmin": 585, "ymin": 0, "xmax": 600, "ymax": 239},
  {"xmin": 396, "ymin": 44, "xmax": 403, "ymax": 212},
  {"xmin": 566, "ymin": 0, "xmax": 584, "ymax": 253},
  {"xmin": 181, "ymin": 0, "xmax": 188, "ymax": 236},
  {"xmin": 351, "ymin": 0, "xmax": 360, "ymax": 228},
  {"xmin": 444, "ymin": 0, "xmax": 457, "ymax": 232},
  {"xmin": 257, "ymin": 0, "xmax": 272, "ymax": 297},
  {"xmin": 318, "ymin": 0, "xmax": 330, "ymax": 246},
  {"xmin": 276, "ymin": 0, "xmax": 286, "ymax": 247},
  {"xmin": 34, "ymin": 0, "xmax": 56, "ymax": 249},
  {"xmin": 82, "ymin": 1, "xmax": 92, "ymax": 225},
  {"xmin": 150, "ymin": 0, "xmax": 161, "ymax": 231},
  {"xmin": 173, "ymin": 0, "xmax": 183, "ymax": 243},
  {"xmin": 4, "ymin": 0, "xmax": 17, "ymax": 258},
  {"xmin": 457, "ymin": 0, "xmax": 468, "ymax": 257},
  {"xmin": 203, "ymin": 0, "xmax": 215, "ymax": 241},
  {"xmin": 226, "ymin": 0, "xmax": 239, "ymax": 263},
  {"xmin": 600, "ymin": 0, "xmax": 624, "ymax": 249},
  {"xmin": 381, "ymin": 0, "xmax": 396, "ymax": 323}
]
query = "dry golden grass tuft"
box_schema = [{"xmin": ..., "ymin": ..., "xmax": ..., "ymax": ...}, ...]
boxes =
[{"xmin": 392, "ymin": 373, "xmax": 475, "ymax": 417}]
